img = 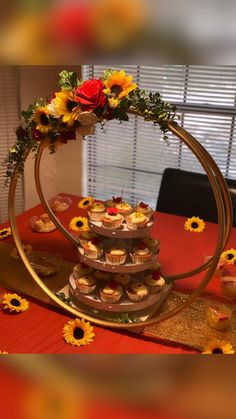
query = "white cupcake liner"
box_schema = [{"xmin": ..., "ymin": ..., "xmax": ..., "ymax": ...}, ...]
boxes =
[
  {"xmin": 126, "ymin": 288, "xmax": 149, "ymax": 302},
  {"xmin": 101, "ymin": 216, "xmax": 124, "ymax": 230},
  {"xmin": 100, "ymin": 289, "xmax": 122, "ymax": 303},
  {"xmin": 76, "ymin": 283, "xmax": 96, "ymax": 294},
  {"xmin": 130, "ymin": 252, "xmax": 152, "ymax": 264},
  {"xmin": 84, "ymin": 248, "xmax": 103, "ymax": 260},
  {"xmin": 88, "ymin": 211, "xmax": 106, "ymax": 221},
  {"xmin": 105, "ymin": 253, "xmax": 127, "ymax": 265}
]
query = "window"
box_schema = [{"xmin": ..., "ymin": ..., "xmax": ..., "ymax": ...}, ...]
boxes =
[
  {"xmin": 0, "ymin": 67, "xmax": 24, "ymax": 223},
  {"xmin": 82, "ymin": 65, "xmax": 236, "ymax": 208}
]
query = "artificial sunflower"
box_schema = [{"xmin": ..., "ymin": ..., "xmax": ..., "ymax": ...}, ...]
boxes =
[
  {"xmin": 69, "ymin": 216, "xmax": 89, "ymax": 232},
  {"xmin": 0, "ymin": 227, "xmax": 11, "ymax": 240},
  {"xmin": 34, "ymin": 106, "xmax": 53, "ymax": 134},
  {"xmin": 103, "ymin": 70, "xmax": 137, "ymax": 102},
  {"xmin": 54, "ymin": 91, "xmax": 81, "ymax": 126},
  {"xmin": 202, "ymin": 339, "xmax": 235, "ymax": 354},
  {"xmin": 63, "ymin": 318, "xmax": 95, "ymax": 347},
  {"xmin": 221, "ymin": 248, "xmax": 236, "ymax": 265},
  {"xmin": 184, "ymin": 216, "xmax": 206, "ymax": 233},
  {"xmin": 2, "ymin": 293, "xmax": 29, "ymax": 313},
  {"xmin": 78, "ymin": 196, "xmax": 94, "ymax": 209}
]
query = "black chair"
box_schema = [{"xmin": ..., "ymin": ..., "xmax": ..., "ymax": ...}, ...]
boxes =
[{"xmin": 156, "ymin": 168, "xmax": 236, "ymax": 226}]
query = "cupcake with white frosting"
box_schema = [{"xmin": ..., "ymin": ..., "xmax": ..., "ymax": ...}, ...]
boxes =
[
  {"xmin": 126, "ymin": 282, "xmax": 149, "ymax": 302},
  {"xmin": 75, "ymin": 275, "xmax": 96, "ymax": 294},
  {"xmin": 134, "ymin": 202, "xmax": 153, "ymax": 220},
  {"xmin": 83, "ymin": 238, "xmax": 103, "ymax": 259},
  {"xmin": 113, "ymin": 273, "xmax": 130, "ymax": 286},
  {"xmin": 88, "ymin": 202, "xmax": 106, "ymax": 221},
  {"xmin": 73, "ymin": 262, "xmax": 92, "ymax": 278},
  {"xmin": 126, "ymin": 212, "xmax": 149, "ymax": 230},
  {"xmin": 130, "ymin": 242, "xmax": 152, "ymax": 264},
  {"xmin": 101, "ymin": 207, "xmax": 124, "ymax": 230},
  {"xmin": 105, "ymin": 247, "xmax": 127, "ymax": 265},
  {"xmin": 100, "ymin": 280, "xmax": 123, "ymax": 303},
  {"xmin": 144, "ymin": 269, "xmax": 165, "ymax": 294}
]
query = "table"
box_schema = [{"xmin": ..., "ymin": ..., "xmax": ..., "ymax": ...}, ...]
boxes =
[{"xmin": 0, "ymin": 193, "xmax": 235, "ymax": 354}]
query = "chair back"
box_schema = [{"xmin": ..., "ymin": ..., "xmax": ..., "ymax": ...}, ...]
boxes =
[{"xmin": 156, "ymin": 168, "xmax": 236, "ymax": 226}]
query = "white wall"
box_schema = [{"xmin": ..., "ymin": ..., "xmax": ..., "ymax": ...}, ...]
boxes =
[{"xmin": 19, "ymin": 66, "xmax": 82, "ymax": 209}]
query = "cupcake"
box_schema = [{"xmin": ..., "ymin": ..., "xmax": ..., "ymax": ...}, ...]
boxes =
[
  {"xmin": 144, "ymin": 270, "xmax": 165, "ymax": 294},
  {"xmin": 113, "ymin": 273, "xmax": 130, "ymax": 286},
  {"xmin": 126, "ymin": 282, "xmax": 149, "ymax": 302},
  {"xmin": 130, "ymin": 242, "xmax": 152, "ymax": 264},
  {"xmin": 78, "ymin": 230, "xmax": 97, "ymax": 247},
  {"xmin": 100, "ymin": 280, "xmax": 123, "ymax": 303},
  {"xmin": 94, "ymin": 269, "xmax": 110, "ymax": 281},
  {"xmin": 75, "ymin": 275, "xmax": 96, "ymax": 294},
  {"xmin": 101, "ymin": 208, "xmax": 124, "ymax": 230},
  {"xmin": 88, "ymin": 203, "xmax": 106, "ymax": 221},
  {"xmin": 135, "ymin": 202, "xmax": 153, "ymax": 220},
  {"xmin": 105, "ymin": 196, "xmax": 122, "ymax": 208},
  {"xmin": 32, "ymin": 214, "xmax": 56, "ymax": 233},
  {"xmin": 144, "ymin": 237, "xmax": 160, "ymax": 254},
  {"xmin": 73, "ymin": 262, "xmax": 92, "ymax": 278},
  {"xmin": 105, "ymin": 247, "xmax": 127, "ymax": 265},
  {"xmin": 126, "ymin": 212, "xmax": 149, "ymax": 230},
  {"xmin": 206, "ymin": 302, "xmax": 232, "ymax": 330},
  {"xmin": 115, "ymin": 202, "xmax": 132, "ymax": 216},
  {"xmin": 83, "ymin": 238, "xmax": 103, "ymax": 260}
]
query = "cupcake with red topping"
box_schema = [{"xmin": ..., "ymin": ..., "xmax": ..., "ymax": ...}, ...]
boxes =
[
  {"xmin": 135, "ymin": 202, "xmax": 153, "ymax": 220},
  {"xmin": 73, "ymin": 262, "xmax": 92, "ymax": 279},
  {"xmin": 126, "ymin": 282, "xmax": 149, "ymax": 302},
  {"xmin": 126, "ymin": 212, "xmax": 149, "ymax": 230},
  {"xmin": 100, "ymin": 280, "xmax": 123, "ymax": 303},
  {"xmin": 88, "ymin": 202, "xmax": 106, "ymax": 221},
  {"xmin": 144, "ymin": 269, "xmax": 165, "ymax": 294},
  {"xmin": 113, "ymin": 273, "xmax": 131, "ymax": 286},
  {"xmin": 206, "ymin": 301, "xmax": 232, "ymax": 330},
  {"xmin": 130, "ymin": 241, "xmax": 152, "ymax": 264},
  {"xmin": 101, "ymin": 207, "xmax": 124, "ymax": 230},
  {"xmin": 75, "ymin": 275, "xmax": 96, "ymax": 294},
  {"xmin": 105, "ymin": 247, "xmax": 127, "ymax": 265},
  {"xmin": 83, "ymin": 237, "xmax": 103, "ymax": 260}
]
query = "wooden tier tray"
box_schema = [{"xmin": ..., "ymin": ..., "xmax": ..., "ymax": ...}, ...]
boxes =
[
  {"xmin": 69, "ymin": 274, "xmax": 172, "ymax": 313},
  {"xmin": 78, "ymin": 246, "xmax": 158, "ymax": 273},
  {"xmin": 89, "ymin": 217, "xmax": 154, "ymax": 238}
]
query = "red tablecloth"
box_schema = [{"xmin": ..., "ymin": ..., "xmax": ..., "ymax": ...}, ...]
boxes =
[{"xmin": 1, "ymin": 193, "xmax": 235, "ymax": 354}]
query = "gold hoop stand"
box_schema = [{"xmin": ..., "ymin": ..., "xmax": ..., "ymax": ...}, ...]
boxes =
[{"xmin": 8, "ymin": 121, "xmax": 232, "ymax": 329}]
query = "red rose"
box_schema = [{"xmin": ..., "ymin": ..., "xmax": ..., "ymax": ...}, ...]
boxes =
[{"xmin": 76, "ymin": 79, "xmax": 106, "ymax": 111}]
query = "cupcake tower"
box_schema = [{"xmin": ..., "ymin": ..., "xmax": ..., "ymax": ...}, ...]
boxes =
[{"xmin": 70, "ymin": 197, "xmax": 168, "ymax": 312}]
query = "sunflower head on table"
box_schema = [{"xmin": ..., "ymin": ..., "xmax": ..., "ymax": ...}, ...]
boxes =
[
  {"xmin": 184, "ymin": 216, "xmax": 206, "ymax": 233},
  {"xmin": 1, "ymin": 293, "xmax": 29, "ymax": 313}
]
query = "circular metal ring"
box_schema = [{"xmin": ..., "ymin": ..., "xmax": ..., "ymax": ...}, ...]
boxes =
[{"xmin": 8, "ymin": 122, "xmax": 231, "ymax": 329}]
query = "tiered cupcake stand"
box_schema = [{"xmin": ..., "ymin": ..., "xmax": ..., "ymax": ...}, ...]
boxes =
[{"xmin": 69, "ymin": 216, "xmax": 172, "ymax": 320}]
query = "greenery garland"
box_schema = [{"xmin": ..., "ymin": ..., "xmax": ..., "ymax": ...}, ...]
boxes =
[{"xmin": 3, "ymin": 69, "xmax": 177, "ymax": 184}]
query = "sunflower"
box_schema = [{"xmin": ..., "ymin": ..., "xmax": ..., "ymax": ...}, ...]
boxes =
[
  {"xmin": 54, "ymin": 91, "xmax": 81, "ymax": 126},
  {"xmin": 63, "ymin": 318, "xmax": 95, "ymax": 347},
  {"xmin": 0, "ymin": 227, "xmax": 11, "ymax": 240},
  {"xmin": 78, "ymin": 197, "xmax": 94, "ymax": 209},
  {"xmin": 69, "ymin": 216, "xmax": 89, "ymax": 232},
  {"xmin": 221, "ymin": 248, "xmax": 236, "ymax": 265},
  {"xmin": 2, "ymin": 293, "xmax": 29, "ymax": 313},
  {"xmin": 103, "ymin": 70, "xmax": 137, "ymax": 103},
  {"xmin": 184, "ymin": 216, "xmax": 205, "ymax": 233},
  {"xmin": 202, "ymin": 339, "xmax": 235, "ymax": 354},
  {"xmin": 34, "ymin": 106, "xmax": 53, "ymax": 134}
]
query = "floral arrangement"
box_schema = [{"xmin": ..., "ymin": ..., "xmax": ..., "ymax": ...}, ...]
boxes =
[{"xmin": 4, "ymin": 69, "xmax": 177, "ymax": 183}]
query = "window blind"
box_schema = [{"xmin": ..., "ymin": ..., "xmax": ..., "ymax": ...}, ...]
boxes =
[
  {"xmin": 82, "ymin": 65, "xmax": 236, "ymax": 208},
  {"xmin": 0, "ymin": 67, "xmax": 24, "ymax": 223}
]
